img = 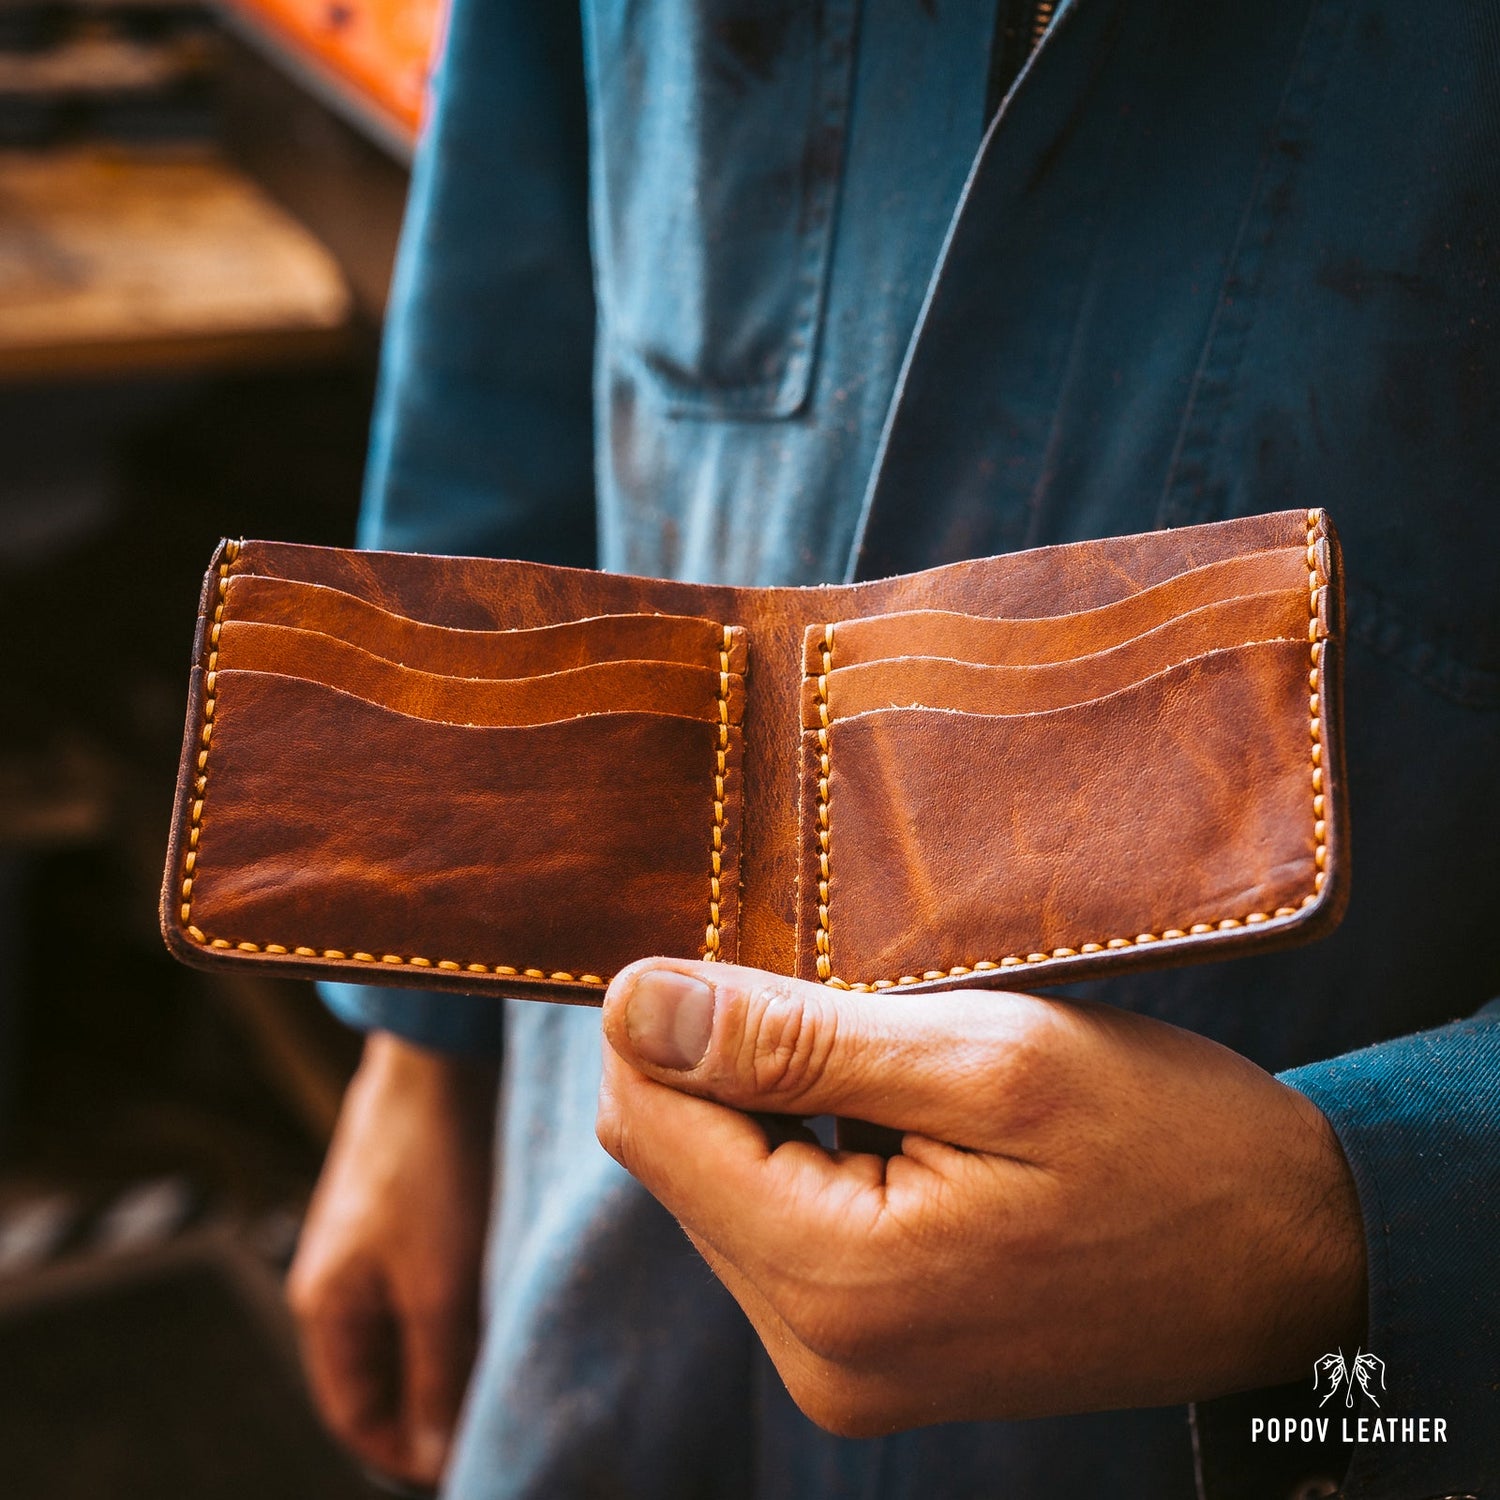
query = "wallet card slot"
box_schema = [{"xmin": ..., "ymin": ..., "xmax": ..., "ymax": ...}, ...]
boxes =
[
  {"xmin": 215, "ymin": 622, "xmax": 744, "ymax": 728},
  {"xmin": 178, "ymin": 670, "xmax": 743, "ymax": 983},
  {"xmin": 223, "ymin": 573, "xmax": 749, "ymax": 677},
  {"xmin": 799, "ymin": 637, "xmax": 1327, "ymax": 990},
  {"xmin": 804, "ymin": 546, "xmax": 1311, "ymax": 674},
  {"xmin": 802, "ymin": 588, "xmax": 1311, "ymax": 725}
]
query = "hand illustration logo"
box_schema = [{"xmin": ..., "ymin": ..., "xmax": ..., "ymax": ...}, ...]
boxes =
[{"xmin": 1313, "ymin": 1348, "xmax": 1386, "ymax": 1409}]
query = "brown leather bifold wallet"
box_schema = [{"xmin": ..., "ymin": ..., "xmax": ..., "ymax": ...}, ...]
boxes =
[{"xmin": 161, "ymin": 508, "xmax": 1347, "ymax": 1004}]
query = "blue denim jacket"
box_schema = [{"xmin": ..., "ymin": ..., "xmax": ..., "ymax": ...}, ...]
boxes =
[{"xmin": 324, "ymin": 2, "xmax": 1500, "ymax": 1496}]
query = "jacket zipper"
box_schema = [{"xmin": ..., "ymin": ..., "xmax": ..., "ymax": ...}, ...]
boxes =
[{"xmin": 986, "ymin": 0, "xmax": 1055, "ymax": 124}]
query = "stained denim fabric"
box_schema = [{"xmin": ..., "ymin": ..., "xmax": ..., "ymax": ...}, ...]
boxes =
[
  {"xmin": 583, "ymin": 0, "xmax": 860, "ymax": 418},
  {"xmin": 325, "ymin": 1, "xmax": 1499, "ymax": 1495}
]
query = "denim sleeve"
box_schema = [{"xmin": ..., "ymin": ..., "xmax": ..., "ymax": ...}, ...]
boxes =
[
  {"xmin": 319, "ymin": 981, "xmax": 505, "ymax": 1056},
  {"xmin": 1278, "ymin": 998, "xmax": 1500, "ymax": 1499},
  {"xmin": 358, "ymin": 0, "xmax": 597, "ymax": 565},
  {"xmin": 318, "ymin": 2, "xmax": 596, "ymax": 1056}
]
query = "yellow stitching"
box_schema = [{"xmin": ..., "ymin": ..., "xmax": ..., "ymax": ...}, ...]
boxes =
[
  {"xmin": 814, "ymin": 512, "xmax": 1332, "ymax": 989},
  {"xmin": 177, "ymin": 545, "xmax": 733, "ymax": 989},
  {"xmin": 179, "ymin": 541, "xmax": 239, "ymax": 926},
  {"xmin": 704, "ymin": 625, "xmax": 732, "ymax": 961},
  {"xmin": 814, "ymin": 623, "xmax": 835, "ymax": 981}
]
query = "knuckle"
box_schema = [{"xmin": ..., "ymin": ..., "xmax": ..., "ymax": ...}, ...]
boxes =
[
  {"xmin": 286, "ymin": 1244, "xmax": 386, "ymax": 1330},
  {"xmin": 594, "ymin": 1056, "xmax": 646, "ymax": 1175},
  {"xmin": 996, "ymin": 1026, "xmax": 1043, "ymax": 1096},
  {"xmin": 986, "ymin": 1002, "xmax": 1068, "ymax": 1119},
  {"xmin": 594, "ymin": 1085, "xmax": 641, "ymax": 1179},
  {"xmin": 594, "ymin": 1091, "xmax": 624, "ymax": 1163},
  {"xmin": 731, "ymin": 979, "xmax": 840, "ymax": 1105},
  {"xmin": 285, "ymin": 1260, "xmax": 328, "ymax": 1322}
]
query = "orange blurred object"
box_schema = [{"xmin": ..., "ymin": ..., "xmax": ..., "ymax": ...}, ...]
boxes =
[{"xmin": 226, "ymin": 0, "xmax": 445, "ymax": 151}]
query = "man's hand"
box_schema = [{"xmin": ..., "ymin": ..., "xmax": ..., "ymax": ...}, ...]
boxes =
[
  {"xmin": 596, "ymin": 959, "xmax": 1367, "ymax": 1438},
  {"xmin": 288, "ymin": 1033, "xmax": 498, "ymax": 1487}
]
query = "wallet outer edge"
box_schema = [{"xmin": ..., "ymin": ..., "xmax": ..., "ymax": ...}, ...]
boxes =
[{"xmin": 159, "ymin": 514, "xmax": 1349, "ymax": 1006}]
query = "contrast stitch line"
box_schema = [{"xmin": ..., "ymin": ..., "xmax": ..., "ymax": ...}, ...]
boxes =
[
  {"xmin": 815, "ymin": 510, "xmax": 1330, "ymax": 991},
  {"xmin": 178, "ymin": 548, "xmax": 727, "ymax": 988},
  {"xmin": 177, "ymin": 539, "xmax": 239, "ymax": 947},
  {"xmin": 704, "ymin": 625, "xmax": 732, "ymax": 961},
  {"xmin": 1306, "ymin": 507, "xmax": 1330, "ymax": 905},
  {"xmin": 813, "ymin": 625, "xmax": 834, "ymax": 981}
]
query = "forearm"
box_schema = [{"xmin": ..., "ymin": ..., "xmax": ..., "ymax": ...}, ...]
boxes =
[{"xmin": 357, "ymin": 1028, "xmax": 501, "ymax": 1113}]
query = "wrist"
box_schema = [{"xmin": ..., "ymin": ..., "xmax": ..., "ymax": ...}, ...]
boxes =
[
  {"xmin": 361, "ymin": 1031, "xmax": 500, "ymax": 1116},
  {"xmin": 1250, "ymin": 1083, "xmax": 1368, "ymax": 1382}
]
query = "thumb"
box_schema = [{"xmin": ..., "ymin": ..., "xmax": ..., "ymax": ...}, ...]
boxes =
[{"xmin": 601, "ymin": 957, "xmax": 1042, "ymax": 1143}]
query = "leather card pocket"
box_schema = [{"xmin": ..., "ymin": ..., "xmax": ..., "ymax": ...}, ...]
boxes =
[
  {"xmin": 214, "ymin": 621, "xmax": 746, "ymax": 728},
  {"xmin": 811, "ymin": 545, "xmax": 1317, "ymax": 672},
  {"xmin": 222, "ymin": 573, "xmax": 749, "ymax": 677},
  {"xmin": 802, "ymin": 587, "xmax": 1313, "ymax": 723},
  {"xmin": 171, "ymin": 577, "xmax": 747, "ymax": 991},
  {"xmin": 175, "ymin": 669, "xmax": 743, "ymax": 989},
  {"xmin": 797, "ymin": 629, "xmax": 1331, "ymax": 991}
]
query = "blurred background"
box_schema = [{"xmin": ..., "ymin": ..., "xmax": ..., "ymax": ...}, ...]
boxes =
[{"xmin": 0, "ymin": 0, "xmax": 437, "ymax": 1489}]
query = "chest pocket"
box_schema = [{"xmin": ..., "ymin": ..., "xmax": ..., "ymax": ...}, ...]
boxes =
[{"xmin": 585, "ymin": 0, "xmax": 859, "ymax": 418}]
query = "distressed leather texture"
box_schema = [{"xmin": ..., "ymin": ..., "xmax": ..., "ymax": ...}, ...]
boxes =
[{"xmin": 161, "ymin": 508, "xmax": 1347, "ymax": 1004}]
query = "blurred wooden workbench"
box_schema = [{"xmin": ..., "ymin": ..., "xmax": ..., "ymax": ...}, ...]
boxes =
[
  {"xmin": 0, "ymin": 145, "xmax": 351, "ymax": 377},
  {"xmin": 0, "ymin": 0, "xmax": 425, "ymax": 1166},
  {"xmin": 0, "ymin": 0, "xmax": 434, "ymax": 374}
]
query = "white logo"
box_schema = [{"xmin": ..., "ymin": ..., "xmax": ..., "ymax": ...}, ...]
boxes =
[
  {"xmin": 1313, "ymin": 1348, "xmax": 1386, "ymax": 1409},
  {"xmin": 1251, "ymin": 1348, "xmax": 1447, "ymax": 1445}
]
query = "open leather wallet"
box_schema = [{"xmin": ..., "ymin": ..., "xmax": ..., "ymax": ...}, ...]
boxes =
[{"xmin": 161, "ymin": 508, "xmax": 1347, "ymax": 1005}]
